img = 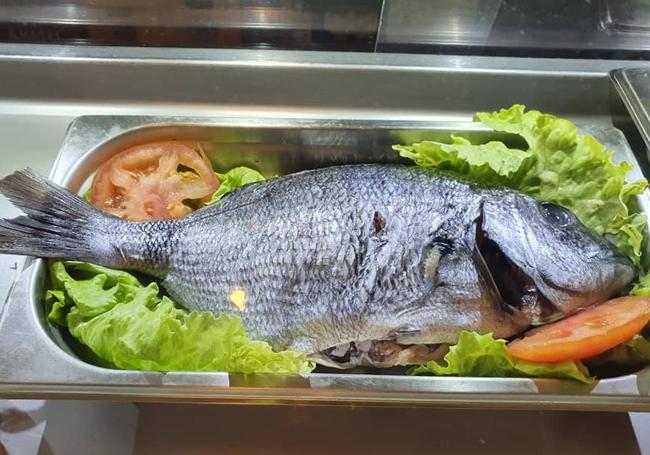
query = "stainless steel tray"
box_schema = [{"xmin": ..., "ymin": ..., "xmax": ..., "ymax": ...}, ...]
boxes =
[{"xmin": 1, "ymin": 114, "xmax": 650, "ymax": 410}]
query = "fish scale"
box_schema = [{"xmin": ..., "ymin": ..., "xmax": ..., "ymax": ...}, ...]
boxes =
[
  {"xmin": 0, "ymin": 164, "xmax": 635, "ymax": 357},
  {"xmin": 159, "ymin": 165, "xmax": 491, "ymax": 351}
]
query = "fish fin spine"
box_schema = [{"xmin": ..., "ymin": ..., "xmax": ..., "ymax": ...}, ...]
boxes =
[{"xmin": 0, "ymin": 168, "xmax": 125, "ymax": 266}]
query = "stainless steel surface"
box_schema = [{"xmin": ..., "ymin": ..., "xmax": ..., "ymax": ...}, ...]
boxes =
[
  {"xmin": 0, "ymin": 114, "xmax": 648, "ymax": 408},
  {"xmin": 612, "ymin": 68, "xmax": 650, "ymax": 160},
  {"xmin": 0, "ymin": 45, "xmax": 649, "ymax": 408},
  {"xmin": 0, "ymin": 44, "xmax": 646, "ymax": 126}
]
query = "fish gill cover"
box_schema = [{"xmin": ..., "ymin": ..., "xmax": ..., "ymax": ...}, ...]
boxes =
[{"xmin": 394, "ymin": 104, "xmax": 649, "ymax": 267}]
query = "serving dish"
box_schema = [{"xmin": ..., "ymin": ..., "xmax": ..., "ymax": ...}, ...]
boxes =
[{"xmin": 0, "ymin": 114, "xmax": 649, "ymax": 410}]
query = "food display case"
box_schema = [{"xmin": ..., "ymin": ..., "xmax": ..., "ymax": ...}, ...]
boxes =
[{"xmin": 2, "ymin": 1, "xmax": 650, "ymax": 453}]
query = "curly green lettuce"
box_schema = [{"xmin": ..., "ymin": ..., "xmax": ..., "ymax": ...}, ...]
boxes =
[
  {"xmin": 206, "ymin": 166, "xmax": 266, "ymax": 205},
  {"xmin": 476, "ymin": 105, "xmax": 648, "ymax": 265},
  {"xmin": 394, "ymin": 136, "xmax": 531, "ymax": 187},
  {"xmin": 47, "ymin": 261, "xmax": 312, "ymax": 374},
  {"xmin": 632, "ymin": 272, "xmax": 650, "ymax": 296},
  {"xmin": 409, "ymin": 331, "xmax": 592, "ymax": 383}
]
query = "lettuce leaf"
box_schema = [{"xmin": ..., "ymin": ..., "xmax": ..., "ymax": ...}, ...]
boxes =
[
  {"xmin": 409, "ymin": 331, "xmax": 592, "ymax": 383},
  {"xmin": 48, "ymin": 260, "xmax": 313, "ymax": 374},
  {"xmin": 394, "ymin": 104, "xmax": 648, "ymax": 266},
  {"xmin": 393, "ymin": 136, "xmax": 531, "ymax": 186},
  {"xmin": 583, "ymin": 335, "xmax": 650, "ymax": 377},
  {"xmin": 207, "ymin": 166, "xmax": 265, "ymax": 205},
  {"xmin": 632, "ymin": 271, "xmax": 650, "ymax": 296},
  {"xmin": 628, "ymin": 334, "xmax": 650, "ymax": 361},
  {"xmin": 476, "ymin": 105, "xmax": 648, "ymax": 265}
]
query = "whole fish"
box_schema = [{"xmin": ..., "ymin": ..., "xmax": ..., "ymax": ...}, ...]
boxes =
[{"xmin": 0, "ymin": 165, "xmax": 635, "ymax": 368}]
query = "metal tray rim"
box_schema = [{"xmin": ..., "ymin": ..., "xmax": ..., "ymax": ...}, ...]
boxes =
[{"xmin": 1, "ymin": 114, "xmax": 649, "ymax": 408}]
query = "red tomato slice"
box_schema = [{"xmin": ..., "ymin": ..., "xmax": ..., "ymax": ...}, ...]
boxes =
[
  {"xmin": 507, "ymin": 296, "xmax": 650, "ymax": 363},
  {"xmin": 91, "ymin": 142, "xmax": 218, "ymax": 221}
]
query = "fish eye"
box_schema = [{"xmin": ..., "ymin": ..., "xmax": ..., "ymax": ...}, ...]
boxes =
[{"xmin": 540, "ymin": 202, "xmax": 572, "ymax": 227}]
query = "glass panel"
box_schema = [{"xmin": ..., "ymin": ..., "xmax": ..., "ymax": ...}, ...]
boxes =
[
  {"xmin": 611, "ymin": 67, "xmax": 650, "ymax": 159},
  {"xmin": 0, "ymin": 0, "xmax": 382, "ymax": 51},
  {"xmin": 377, "ymin": 0, "xmax": 650, "ymax": 59}
]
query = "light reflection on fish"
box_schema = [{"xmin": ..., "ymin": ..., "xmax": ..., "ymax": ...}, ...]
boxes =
[{"xmin": 0, "ymin": 165, "xmax": 635, "ymax": 369}]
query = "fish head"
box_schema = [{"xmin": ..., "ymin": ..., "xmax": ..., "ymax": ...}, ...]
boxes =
[{"xmin": 479, "ymin": 192, "xmax": 636, "ymax": 322}]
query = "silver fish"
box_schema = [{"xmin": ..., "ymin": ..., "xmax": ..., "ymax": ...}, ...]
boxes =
[{"xmin": 0, "ymin": 165, "xmax": 635, "ymax": 366}]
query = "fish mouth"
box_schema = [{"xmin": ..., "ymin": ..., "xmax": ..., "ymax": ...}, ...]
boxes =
[{"xmin": 475, "ymin": 225, "xmax": 562, "ymax": 326}]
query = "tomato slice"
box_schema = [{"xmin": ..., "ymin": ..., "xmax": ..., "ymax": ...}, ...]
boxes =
[
  {"xmin": 91, "ymin": 142, "xmax": 218, "ymax": 221},
  {"xmin": 507, "ymin": 296, "xmax": 650, "ymax": 363}
]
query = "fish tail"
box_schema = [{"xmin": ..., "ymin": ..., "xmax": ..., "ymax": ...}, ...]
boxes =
[{"xmin": 0, "ymin": 168, "xmax": 125, "ymax": 265}]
